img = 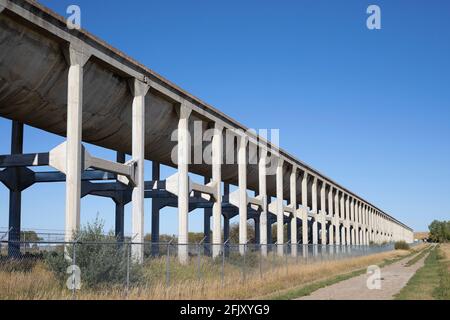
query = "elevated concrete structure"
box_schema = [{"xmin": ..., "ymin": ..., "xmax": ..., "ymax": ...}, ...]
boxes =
[{"xmin": 0, "ymin": 0, "xmax": 414, "ymax": 263}]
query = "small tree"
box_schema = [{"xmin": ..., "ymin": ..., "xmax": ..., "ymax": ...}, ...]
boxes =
[
  {"xmin": 394, "ymin": 241, "xmax": 410, "ymax": 250},
  {"xmin": 45, "ymin": 218, "xmax": 141, "ymax": 288}
]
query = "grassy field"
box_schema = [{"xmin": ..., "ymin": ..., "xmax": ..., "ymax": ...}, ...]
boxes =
[
  {"xmin": 395, "ymin": 243, "xmax": 450, "ymax": 300},
  {"xmin": 0, "ymin": 244, "xmax": 427, "ymax": 300}
]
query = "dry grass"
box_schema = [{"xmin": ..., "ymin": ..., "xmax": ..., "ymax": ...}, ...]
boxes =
[
  {"xmin": 0, "ymin": 246, "xmax": 422, "ymax": 300},
  {"xmin": 0, "ymin": 262, "xmax": 69, "ymax": 300}
]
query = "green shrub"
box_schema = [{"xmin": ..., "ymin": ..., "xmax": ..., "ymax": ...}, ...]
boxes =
[
  {"xmin": 45, "ymin": 218, "xmax": 142, "ymax": 289},
  {"xmin": 394, "ymin": 241, "xmax": 410, "ymax": 250}
]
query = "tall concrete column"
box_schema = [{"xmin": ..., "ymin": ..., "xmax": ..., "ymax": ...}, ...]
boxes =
[
  {"xmin": 276, "ymin": 158, "xmax": 284, "ymax": 256},
  {"xmin": 115, "ymin": 152, "xmax": 126, "ymax": 242},
  {"xmin": 290, "ymin": 166, "xmax": 297, "ymax": 256},
  {"xmin": 340, "ymin": 192, "xmax": 345, "ymax": 245},
  {"xmin": 301, "ymin": 172, "xmax": 309, "ymax": 245},
  {"xmin": 8, "ymin": 121, "xmax": 23, "ymax": 257},
  {"xmin": 177, "ymin": 104, "xmax": 192, "ymax": 264},
  {"xmin": 328, "ymin": 185, "xmax": 334, "ymax": 245},
  {"xmin": 238, "ymin": 136, "xmax": 248, "ymax": 255},
  {"xmin": 365, "ymin": 205, "xmax": 370, "ymax": 245},
  {"xmin": 350, "ymin": 198, "xmax": 355, "ymax": 245},
  {"xmin": 151, "ymin": 161, "xmax": 161, "ymax": 256},
  {"xmin": 356, "ymin": 201, "xmax": 361, "ymax": 245},
  {"xmin": 365, "ymin": 205, "xmax": 369, "ymax": 245},
  {"xmin": 345, "ymin": 195, "xmax": 350, "ymax": 245},
  {"xmin": 259, "ymin": 151, "xmax": 268, "ymax": 256},
  {"xmin": 131, "ymin": 79, "xmax": 150, "ymax": 262},
  {"xmin": 64, "ymin": 45, "xmax": 90, "ymax": 242},
  {"xmin": 320, "ymin": 181, "xmax": 327, "ymax": 245},
  {"xmin": 334, "ymin": 190, "xmax": 340, "ymax": 245},
  {"xmin": 212, "ymin": 124, "xmax": 223, "ymax": 257},
  {"xmin": 311, "ymin": 176, "xmax": 318, "ymax": 245}
]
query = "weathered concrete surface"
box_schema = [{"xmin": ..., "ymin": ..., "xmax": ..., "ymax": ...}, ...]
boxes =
[{"xmin": 297, "ymin": 252, "xmax": 428, "ymax": 300}]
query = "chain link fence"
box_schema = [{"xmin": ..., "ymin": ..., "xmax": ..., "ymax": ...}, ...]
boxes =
[{"xmin": 0, "ymin": 236, "xmax": 408, "ymax": 299}]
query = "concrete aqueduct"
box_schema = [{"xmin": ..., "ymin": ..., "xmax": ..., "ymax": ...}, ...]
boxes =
[{"xmin": 0, "ymin": 0, "xmax": 413, "ymax": 263}]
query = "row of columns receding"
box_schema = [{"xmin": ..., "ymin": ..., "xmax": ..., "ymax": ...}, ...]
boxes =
[{"xmin": 0, "ymin": 43, "xmax": 413, "ymax": 263}]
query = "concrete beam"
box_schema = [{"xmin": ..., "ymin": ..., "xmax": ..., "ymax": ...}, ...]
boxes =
[{"xmin": 0, "ymin": 153, "xmax": 49, "ymax": 167}]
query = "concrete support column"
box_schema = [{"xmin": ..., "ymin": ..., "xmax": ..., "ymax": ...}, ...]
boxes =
[
  {"xmin": 358, "ymin": 201, "xmax": 364, "ymax": 245},
  {"xmin": 151, "ymin": 161, "xmax": 161, "ymax": 256},
  {"xmin": 276, "ymin": 158, "xmax": 284, "ymax": 256},
  {"xmin": 345, "ymin": 195, "xmax": 350, "ymax": 245},
  {"xmin": 334, "ymin": 191, "xmax": 340, "ymax": 245},
  {"xmin": 131, "ymin": 79, "xmax": 150, "ymax": 262},
  {"xmin": 290, "ymin": 167, "xmax": 297, "ymax": 256},
  {"xmin": 301, "ymin": 172, "xmax": 308, "ymax": 245},
  {"xmin": 259, "ymin": 151, "xmax": 268, "ymax": 256},
  {"xmin": 365, "ymin": 205, "xmax": 369, "ymax": 245},
  {"xmin": 350, "ymin": 199, "xmax": 355, "ymax": 245},
  {"xmin": 238, "ymin": 136, "xmax": 248, "ymax": 255},
  {"xmin": 177, "ymin": 104, "xmax": 192, "ymax": 264},
  {"xmin": 340, "ymin": 192, "xmax": 345, "ymax": 245},
  {"xmin": 356, "ymin": 201, "xmax": 361, "ymax": 245},
  {"xmin": 212, "ymin": 124, "xmax": 223, "ymax": 257},
  {"xmin": 320, "ymin": 181, "xmax": 327, "ymax": 245},
  {"xmin": 64, "ymin": 45, "xmax": 90, "ymax": 242},
  {"xmin": 8, "ymin": 121, "xmax": 23, "ymax": 257},
  {"xmin": 115, "ymin": 152, "xmax": 126, "ymax": 242},
  {"xmin": 328, "ymin": 185, "xmax": 334, "ymax": 245},
  {"xmin": 311, "ymin": 176, "xmax": 318, "ymax": 245}
]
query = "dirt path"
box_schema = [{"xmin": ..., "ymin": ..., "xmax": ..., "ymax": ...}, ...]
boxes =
[{"xmin": 297, "ymin": 251, "xmax": 429, "ymax": 300}]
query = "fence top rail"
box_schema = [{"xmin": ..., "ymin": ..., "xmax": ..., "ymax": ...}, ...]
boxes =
[{"xmin": 0, "ymin": 240, "xmax": 397, "ymax": 247}]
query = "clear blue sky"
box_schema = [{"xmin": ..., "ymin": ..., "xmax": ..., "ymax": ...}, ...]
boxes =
[{"xmin": 1, "ymin": 0, "xmax": 449, "ymax": 235}]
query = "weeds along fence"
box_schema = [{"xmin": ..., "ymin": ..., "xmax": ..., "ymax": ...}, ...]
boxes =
[{"xmin": 0, "ymin": 239, "xmax": 397, "ymax": 299}]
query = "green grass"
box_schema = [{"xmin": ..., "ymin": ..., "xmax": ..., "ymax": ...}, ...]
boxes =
[
  {"xmin": 268, "ymin": 248, "xmax": 422, "ymax": 300},
  {"xmin": 404, "ymin": 246, "xmax": 433, "ymax": 267},
  {"xmin": 395, "ymin": 245, "xmax": 450, "ymax": 300}
]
